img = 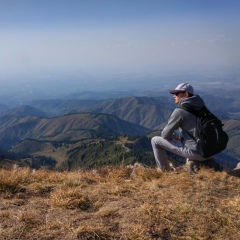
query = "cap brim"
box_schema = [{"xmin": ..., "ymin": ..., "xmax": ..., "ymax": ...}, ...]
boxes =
[{"xmin": 170, "ymin": 90, "xmax": 179, "ymax": 94}]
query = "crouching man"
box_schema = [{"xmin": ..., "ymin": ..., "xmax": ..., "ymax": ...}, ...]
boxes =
[{"xmin": 151, "ymin": 83, "xmax": 212, "ymax": 173}]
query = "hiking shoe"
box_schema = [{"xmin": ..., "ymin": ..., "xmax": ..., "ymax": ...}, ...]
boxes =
[
  {"xmin": 186, "ymin": 159, "xmax": 200, "ymax": 173},
  {"xmin": 199, "ymin": 158, "xmax": 223, "ymax": 171},
  {"xmin": 174, "ymin": 159, "xmax": 200, "ymax": 174},
  {"xmin": 155, "ymin": 162, "xmax": 175, "ymax": 172},
  {"xmin": 227, "ymin": 169, "xmax": 240, "ymax": 178}
]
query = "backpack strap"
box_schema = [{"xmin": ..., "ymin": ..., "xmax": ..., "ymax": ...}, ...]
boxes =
[
  {"xmin": 177, "ymin": 104, "xmax": 206, "ymax": 141},
  {"xmin": 183, "ymin": 127, "xmax": 196, "ymax": 141}
]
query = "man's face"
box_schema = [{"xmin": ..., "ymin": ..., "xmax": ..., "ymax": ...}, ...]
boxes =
[{"xmin": 174, "ymin": 91, "xmax": 188, "ymax": 104}]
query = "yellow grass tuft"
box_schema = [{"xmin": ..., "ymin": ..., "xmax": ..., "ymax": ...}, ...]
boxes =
[
  {"xmin": 50, "ymin": 187, "xmax": 91, "ymax": 210},
  {"xmin": 74, "ymin": 225, "xmax": 111, "ymax": 239}
]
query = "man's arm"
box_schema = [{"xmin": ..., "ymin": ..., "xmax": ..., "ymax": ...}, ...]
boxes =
[{"xmin": 161, "ymin": 109, "xmax": 183, "ymax": 140}]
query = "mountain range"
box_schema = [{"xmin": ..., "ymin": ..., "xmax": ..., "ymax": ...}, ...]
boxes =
[
  {"xmin": 0, "ymin": 111, "xmax": 148, "ymax": 147},
  {"xmin": 0, "ymin": 95, "xmax": 239, "ymax": 170},
  {"xmin": 27, "ymin": 96, "xmax": 174, "ymax": 129}
]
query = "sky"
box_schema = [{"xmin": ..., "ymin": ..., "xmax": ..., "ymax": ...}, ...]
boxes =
[{"xmin": 0, "ymin": 0, "xmax": 240, "ymax": 82}]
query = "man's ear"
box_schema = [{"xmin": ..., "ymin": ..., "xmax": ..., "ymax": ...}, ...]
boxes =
[{"xmin": 185, "ymin": 92, "xmax": 189, "ymax": 97}]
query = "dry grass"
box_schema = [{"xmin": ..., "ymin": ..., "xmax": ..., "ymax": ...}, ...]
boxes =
[{"xmin": 0, "ymin": 165, "xmax": 239, "ymax": 239}]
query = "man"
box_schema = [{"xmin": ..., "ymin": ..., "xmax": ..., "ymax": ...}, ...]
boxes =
[{"xmin": 151, "ymin": 83, "xmax": 210, "ymax": 172}]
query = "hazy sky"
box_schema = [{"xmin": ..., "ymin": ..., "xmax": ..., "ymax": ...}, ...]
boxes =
[{"xmin": 1, "ymin": 0, "xmax": 240, "ymax": 81}]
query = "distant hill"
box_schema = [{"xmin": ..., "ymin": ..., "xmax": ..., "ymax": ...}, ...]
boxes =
[
  {"xmin": 9, "ymin": 135, "xmax": 155, "ymax": 170},
  {"xmin": 29, "ymin": 99, "xmax": 105, "ymax": 117},
  {"xmin": 0, "ymin": 103, "xmax": 11, "ymax": 117},
  {"xmin": 3, "ymin": 105, "xmax": 47, "ymax": 118},
  {"xmin": 76, "ymin": 96, "xmax": 174, "ymax": 129},
  {"xmin": 27, "ymin": 96, "xmax": 174, "ymax": 129},
  {"xmin": 0, "ymin": 113, "xmax": 149, "ymax": 150}
]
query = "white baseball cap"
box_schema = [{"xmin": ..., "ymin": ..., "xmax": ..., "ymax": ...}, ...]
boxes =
[{"xmin": 170, "ymin": 83, "xmax": 194, "ymax": 95}]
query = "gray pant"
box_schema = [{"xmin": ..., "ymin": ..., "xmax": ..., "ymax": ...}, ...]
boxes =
[{"xmin": 151, "ymin": 136, "xmax": 208, "ymax": 171}]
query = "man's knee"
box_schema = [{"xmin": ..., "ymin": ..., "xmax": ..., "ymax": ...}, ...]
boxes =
[
  {"xmin": 151, "ymin": 136, "xmax": 163, "ymax": 146},
  {"xmin": 151, "ymin": 136, "xmax": 158, "ymax": 146}
]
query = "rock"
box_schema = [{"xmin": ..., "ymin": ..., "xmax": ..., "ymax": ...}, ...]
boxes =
[{"xmin": 130, "ymin": 162, "xmax": 146, "ymax": 178}]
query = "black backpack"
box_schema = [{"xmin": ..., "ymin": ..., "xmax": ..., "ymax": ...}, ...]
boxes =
[{"xmin": 179, "ymin": 104, "xmax": 229, "ymax": 158}]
